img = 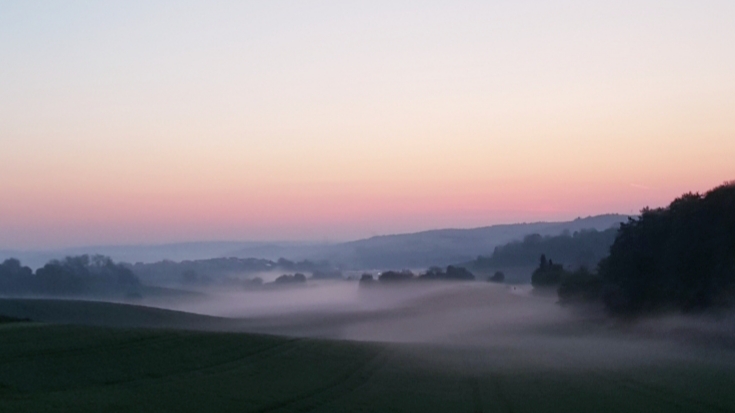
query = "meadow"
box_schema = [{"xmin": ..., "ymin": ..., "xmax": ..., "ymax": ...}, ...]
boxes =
[{"xmin": 1, "ymin": 295, "xmax": 735, "ymax": 412}]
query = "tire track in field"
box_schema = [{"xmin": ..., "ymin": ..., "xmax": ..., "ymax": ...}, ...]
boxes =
[
  {"xmin": 468, "ymin": 376, "xmax": 484, "ymax": 413},
  {"xmin": 148, "ymin": 337, "xmax": 308, "ymax": 383},
  {"xmin": 93, "ymin": 337, "xmax": 305, "ymax": 389},
  {"xmin": 460, "ymin": 355, "xmax": 485, "ymax": 413},
  {"xmin": 548, "ymin": 344, "xmax": 735, "ymax": 413},
  {"xmin": 0, "ymin": 326, "xmax": 150, "ymax": 356},
  {"xmin": 492, "ymin": 375, "xmax": 516, "ymax": 413},
  {"xmin": 594, "ymin": 371, "xmax": 735, "ymax": 413},
  {"xmin": 462, "ymin": 353, "xmax": 515, "ymax": 413},
  {"xmin": 300, "ymin": 349, "xmax": 393, "ymax": 413},
  {"xmin": 2, "ymin": 332, "xmax": 303, "ymax": 394},
  {"xmin": 248, "ymin": 347, "xmax": 389, "ymax": 413},
  {"xmin": 0, "ymin": 331, "xmax": 181, "ymax": 365}
]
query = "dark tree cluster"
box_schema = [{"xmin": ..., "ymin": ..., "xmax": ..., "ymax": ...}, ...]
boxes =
[
  {"xmin": 378, "ymin": 270, "xmax": 415, "ymax": 282},
  {"xmin": 557, "ymin": 267, "xmax": 602, "ymax": 304},
  {"xmin": 368, "ymin": 265, "xmax": 476, "ymax": 285},
  {"xmin": 418, "ymin": 265, "xmax": 475, "ymax": 281},
  {"xmin": 599, "ymin": 182, "xmax": 735, "ymax": 315},
  {"xmin": 128, "ymin": 257, "xmax": 334, "ymax": 287},
  {"xmin": 0, "ymin": 255, "xmax": 140, "ymax": 297},
  {"xmin": 529, "ymin": 254, "xmax": 602, "ymax": 302},
  {"xmin": 276, "ymin": 258, "xmax": 332, "ymax": 273},
  {"xmin": 531, "ymin": 255, "xmax": 566, "ymax": 288},
  {"xmin": 0, "ymin": 258, "xmax": 33, "ymax": 294},
  {"xmin": 274, "ymin": 273, "xmax": 307, "ymax": 284},
  {"xmin": 359, "ymin": 273, "xmax": 376, "ymax": 285},
  {"xmin": 488, "ymin": 271, "xmax": 505, "ymax": 283},
  {"xmin": 543, "ymin": 182, "xmax": 735, "ymax": 315}
]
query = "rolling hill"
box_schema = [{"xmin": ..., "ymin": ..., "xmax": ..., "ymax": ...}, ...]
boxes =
[
  {"xmin": 1, "ymin": 296, "xmax": 734, "ymax": 412},
  {"xmin": 293, "ymin": 214, "xmax": 629, "ymax": 269}
]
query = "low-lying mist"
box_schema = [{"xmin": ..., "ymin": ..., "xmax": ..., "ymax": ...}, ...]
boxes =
[{"xmin": 134, "ymin": 280, "xmax": 735, "ymax": 372}]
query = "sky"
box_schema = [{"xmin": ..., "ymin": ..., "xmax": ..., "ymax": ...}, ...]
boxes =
[{"xmin": 1, "ymin": 1, "xmax": 734, "ymax": 249}]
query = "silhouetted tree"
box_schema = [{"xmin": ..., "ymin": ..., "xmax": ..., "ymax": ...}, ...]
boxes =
[
  {"xmin": 531, "ymin": 255, "xmax": 566, "ymax": 288},
  {"xmin": 489, "ymin": 271, "xmax": 505, "ymax": 283},
  {"xmin": 378, "ymin": 270, "xmax": 414, "ymax": 282},
  {"xmin": 444, "ymin": 266, "xmax": 475, "ymax": 281},
  {"xmin": 417, "ymin": 266, "xmax": 475, "ymax": 281},
  {"xmin": 557, "ymin": 267, "xmax": 602, "ymax": 304},
  {"xmin": 358, "ymin": 273, "xmax": 376, "ymax": 287},
  {"xmin": 32, "ymin": 255, "xmax": 140, "ymax": 296},
  {"xmin": 274, "ymin": 274, "xmax": 307, "ymax": 284},
  {"xmin": 0, "ymin": 258, "xmax": 33, "ymax": 293}
]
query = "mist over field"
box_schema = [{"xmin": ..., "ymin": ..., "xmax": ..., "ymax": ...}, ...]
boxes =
[
  {"xmin": 7, "ymin": 276, "xmax": 733, "ymax": 374},
  {"xmin": 116, "ymin": 279, "xmax": 735, "ymax": 373}
]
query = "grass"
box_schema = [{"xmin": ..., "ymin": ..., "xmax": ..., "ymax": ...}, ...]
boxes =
[
  {"xmin": 0, "ymin": 314, "xmax": 30, "ymax": 324},
  {"xmin": 0, "ymin": 298, "xmax": 232, "ymax": 330},
  {"xmin": 1, "ymin": 299, "xmax": 735, "ymax": 412}
]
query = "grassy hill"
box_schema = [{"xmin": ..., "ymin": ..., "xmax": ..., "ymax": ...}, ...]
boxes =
[
  {"xmin": 0, "ymin": 298, "xmax": 233, "ymax": 331},
  {"xmin": 2, "ymin": 323, "xmax": 735, "ymax": 412},
  {"xmin": 1, "ymin": 298, "xmax": 735, "ymax": 412}
]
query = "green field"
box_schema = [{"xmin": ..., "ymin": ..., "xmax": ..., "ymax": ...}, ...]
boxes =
[{"xmin": 1, "ymin": 299, "xmax": 735, "ymax": 412}]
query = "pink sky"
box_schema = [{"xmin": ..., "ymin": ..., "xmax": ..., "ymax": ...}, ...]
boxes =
[{"xmin": 1, "ymin": 2, "xmax": 734, "ymax": 249}]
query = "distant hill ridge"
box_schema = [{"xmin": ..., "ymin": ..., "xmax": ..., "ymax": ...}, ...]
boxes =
[
  {"xmin": 2, "ymin": 214, "xmax": 629, "ymax": 270},
  {"xmin": 348, "ymin": 214, "xmax": 626, "ymax": 243},
  {"xmin": 305, "ymin": 214, "xmax": 628, "ymax": 269}
]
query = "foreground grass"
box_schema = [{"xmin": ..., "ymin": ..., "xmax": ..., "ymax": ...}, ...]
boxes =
[{"xmin": 1, "ymin": 323, "xmax": 735, "ymax": 412}]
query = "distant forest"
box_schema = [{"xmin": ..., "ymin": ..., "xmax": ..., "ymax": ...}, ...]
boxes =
[
  {"xmin": 359, "ymin": 265, "xmax": 476, "ymax": 285},
  {"xmin": 0, "ymin": 255, "xmax": 140, "ymax": 297},
  {"xmin": 472, "ymin": 228, "xmax": 618, "ymax": 270},
  {"xmin": 127, "ymin": 257, "xmax": 335, "ymax": 287},
  {"xmin": 0, "ymin": 255, "xmax": 341, "ymax": 295}
]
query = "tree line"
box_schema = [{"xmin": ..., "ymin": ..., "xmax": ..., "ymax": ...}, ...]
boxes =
[
  {"xmin": 0, "ymin": 255, "xmax": 140, "ymax": 297},
  {"xmin": 128, "ymin": 257, "xmax": 334, "ymax": 287},
  {"xmin": 359, "ymin": 265, "xmax": 475, "ymax": 285},
  {"xmin": 532, "ymin": 182, "xmax": 735, "ymax": 316},
  {"xmin": 473, "ymin": 227, "xmax": 617, "ymax": 270}
]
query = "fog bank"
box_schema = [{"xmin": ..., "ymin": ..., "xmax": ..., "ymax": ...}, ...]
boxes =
[{"xmin": 130, "ymin": 281, "xmax": 735, "ymax": 372}]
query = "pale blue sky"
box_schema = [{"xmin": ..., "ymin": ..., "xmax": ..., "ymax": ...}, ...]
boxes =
[{"xmin": 1, "ymin": 1, "xmax": 734, "ymax": 248}]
